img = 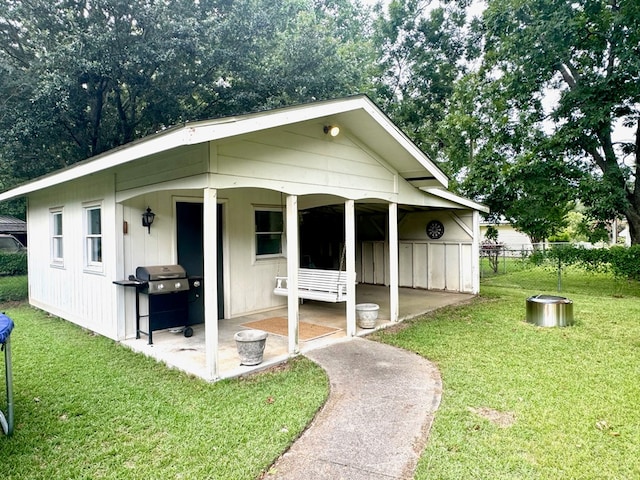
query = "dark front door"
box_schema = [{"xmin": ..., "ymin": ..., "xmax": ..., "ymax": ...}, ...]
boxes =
[{"xmin": 176, "ymin": 202, "xmax": 224, "ymax": 321}]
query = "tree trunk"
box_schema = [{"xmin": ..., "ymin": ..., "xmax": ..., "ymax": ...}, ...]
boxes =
[
  {"xmin": 625, "ymin": 205, "xmax": 640, "ymax": 245},
  {"xmin": 629, "ymin": 122, "xmax": 640, "ymax": 245}
]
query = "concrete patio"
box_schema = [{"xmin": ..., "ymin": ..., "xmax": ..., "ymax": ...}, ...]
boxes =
[{"xmin": 121, "ymin": 284, "xmax": 473, "ymax": 380}]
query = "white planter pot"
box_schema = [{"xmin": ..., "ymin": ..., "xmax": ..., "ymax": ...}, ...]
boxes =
[
  {"xmin": 356, "ymin": 303, "xmax": 379, "ymax": 329},
  {"xmin": 234, "ymin": 330, "xmax": 268, "ymax": 365}
]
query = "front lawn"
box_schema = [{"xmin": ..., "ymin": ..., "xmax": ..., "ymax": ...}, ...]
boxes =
[
  {"xmin": 0, "ymin": 297, "xmax": 328, "ymax": 480},
  {"xmin": 375, "ymin": 270, "xmax": 640, "ymax": 479},
  {"xmin": 0, "ymin": 274, "xmax": 28, "ymax": 302},
  {"xmin": 3, "ymin": 269, "xmax": 639, "ymax": 479}
]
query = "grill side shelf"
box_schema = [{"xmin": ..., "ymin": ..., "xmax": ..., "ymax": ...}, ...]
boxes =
[
  {"xmin": 114, "ymin": 280, "xmax": 147, "ymax": 342},
  {"xmin": 113, "ymin": 279, "xmax": 147, "ymax": 288}
]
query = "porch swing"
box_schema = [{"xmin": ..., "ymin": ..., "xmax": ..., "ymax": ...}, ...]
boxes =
[
  {"xmin": 273, "ymin": 244, "xmax": 348, "ymax": 303},
  {"xmin": 272, "ymin": 195, "xmax": 349, "ymax": 302}
]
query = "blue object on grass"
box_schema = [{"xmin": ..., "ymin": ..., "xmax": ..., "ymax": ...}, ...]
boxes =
[
  {"xmin": 0, "ymin": 312, "xmax": 14, "ymax": 436},
  {"xmin": 0, "ymin": 313, "xmax": 14, "ymax": 344}
]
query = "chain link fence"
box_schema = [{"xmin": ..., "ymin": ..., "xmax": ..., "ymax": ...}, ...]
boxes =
[{"xmin": 481, "ymin": 242, "xmax": 593, "ymax": 293}]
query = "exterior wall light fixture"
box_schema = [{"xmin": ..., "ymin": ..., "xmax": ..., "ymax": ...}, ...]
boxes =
[
  {"xmin": 323, "ymin": 125, "xmax": 340, "ymax": 137},
  {"xmin": 141, "ymin": 207, "xmax": 156, "ymax": 234}
]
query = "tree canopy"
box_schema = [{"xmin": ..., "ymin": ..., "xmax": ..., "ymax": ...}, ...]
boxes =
[
  {"xmin": 1, "ymin": 0, "xmax": 639, "ymax": 246},
  {"xmin": 0, "ymin": 0, "xmax": 374, "ymax": 197},
  {"xmin": 475, "ymin": 0, "xmax": 640, "ymax": 242},
  {"xmin": 372, "ymin": 0, "xmax": 639, "ymax": 244}
]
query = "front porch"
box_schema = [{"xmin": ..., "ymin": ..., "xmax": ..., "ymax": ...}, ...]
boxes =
[{"xmin": 121, "ymin": 284, "xmax": 473, "ymax": 380}]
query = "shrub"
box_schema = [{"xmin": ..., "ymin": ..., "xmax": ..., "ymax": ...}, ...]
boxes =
[
  {"xmin": 608, "ymin": 245, "xmax": 640, "ymax": 281},
  {"xmin": 526, "ymin": 244, "xmax": 640, "ymax": 280},
  {"xmin": 0, "ymin": 251, "xmax": 28, "ymax": 276}
]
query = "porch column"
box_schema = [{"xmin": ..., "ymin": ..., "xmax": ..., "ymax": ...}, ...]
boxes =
[
  {"xmin": 345, "ymin": 199, "xmax": 356, "ymax": 336},
  {"xmin": 389, "ymin": 202, "xmax": 399, "ymax": 322},
  {"xmin": 472, "ymin": 210, "xmax": 480, "ymax": 294},
  {"xmin": 286, "ymin": 194, "xmax": 300, "ymax": 354},
  {"xmin": 114, "ymin": 202, "xmax": 126, "ymax": 340},
  {"xmin": 203, "ymin": 187, "xmax": 219, "ymax": 380}
]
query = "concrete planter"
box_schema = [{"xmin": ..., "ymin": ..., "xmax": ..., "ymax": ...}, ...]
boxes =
[
  {"xmin": 356, "ymin": 303, "xmax": 379, "ymax": 329},
  {"xmin": 234, "ymin": 330, "xmax": 268, "ymax": 365}
]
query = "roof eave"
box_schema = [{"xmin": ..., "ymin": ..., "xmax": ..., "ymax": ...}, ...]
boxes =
[
  {"xmin": 421, "ymin": 187, "xmax": 489, "ymax": 213},
  {"xmin": 0, "ymin": 95, "xmax": 449, "ymax": 201}
]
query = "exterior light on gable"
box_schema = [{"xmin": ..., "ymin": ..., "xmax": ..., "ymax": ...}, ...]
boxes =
[
  {"xmin": 323, "ymin": 125, "xmax": 340, "ymax": 137},
  {"xmin": 141, "ymin": 207, "xmax": 155, "ymax": 234}
]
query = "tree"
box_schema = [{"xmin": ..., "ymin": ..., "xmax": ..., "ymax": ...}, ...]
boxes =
[
  {"xmin": 371, "ymin": 1, "xmax": 639, "ymax": 244},
  {"xmin": 0, "ymin": 0, "xmax": 374, "ymax": 215},
  {"xmin": 437, "ymin": 72, "xmax": 584, "ymax": 243},
  {"xmin": 479, "ymin": 0, "xmax": 640, "ymax": 243},
  {"xmin": 371, "ymin": 0, "xmax": 475, "ymax": 159},
  {"xmin": 482, "ymin": 224, "xmax": 502, "ymax": 273},
  {"xmin": 0, "ymin": 0, "xmax": 223, "ymax": 183},
  {"xmin": 370, "ymin": 1, "xmax": 575, "ymax": 242}
]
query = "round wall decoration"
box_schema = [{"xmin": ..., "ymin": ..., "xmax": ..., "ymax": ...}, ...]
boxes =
[{"xmin": 426, "ymin": 220, "xmax": 445, "ymax": 239}]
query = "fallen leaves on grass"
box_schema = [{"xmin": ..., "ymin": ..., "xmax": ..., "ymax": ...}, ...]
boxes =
[{"xmin": 595, "ymin": 419, "xmax": 620, "ymax": 436}]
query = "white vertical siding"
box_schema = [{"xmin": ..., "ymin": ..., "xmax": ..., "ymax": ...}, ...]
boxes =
[
  {"xmin": 361, "ymin": 210, "xmax": 477, "ymax": 293},
  {"xmin": 216, "ymin": 125, "xmax": 396, "ymax": 196},
  {"xmin": 413, "ymin": 244, "xmax": 429, "ymax": 289},
  {"xmin": 27, "ymin": 173, "xmax": 119, "ymax": 339},
  {"xmin": 427, "ymin": 243, "xmax": 447, "ymax": 290},
  {"xmin": 398, "ymin": 243, "xmax": 414, "ymax": 286},
  {"xmin": 361, "ymin": 241, "xmax": 388, "ymax": 285}
]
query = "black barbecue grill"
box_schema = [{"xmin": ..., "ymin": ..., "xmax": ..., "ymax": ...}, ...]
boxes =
[
  {"xmin": 114, "ymin": 264, "xmax": 202, "ymax": 345},
  {"xmin": 135, "ymin": 264, "xmax": 189, "ymax": 294}
]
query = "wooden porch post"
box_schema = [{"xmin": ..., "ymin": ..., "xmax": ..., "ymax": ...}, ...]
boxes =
[
  {"xmin": 286, "ymin": 194, "xmax": 300, "ymax": 354},
  {"xmin": 472, "ymin": 210, "xmax": 480, "ymax": 294},
  {"xmin": 203, "ymin": 187, "xmax": 219, "ymax": 380},
  {"xmin": 114, "ymin": 202, "xmax": 126, "ymax": 340},
  {"xmin": 345, "ymin": 199, "xmax": 356, "ymax": 336},
  {"xmin": 389, "ymin": 202, "xmax": 399, "ymax": 322}
]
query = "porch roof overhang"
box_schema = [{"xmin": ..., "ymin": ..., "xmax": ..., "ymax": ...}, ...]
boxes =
[
  {"xmin": 0, "ymin": 95, "xmax": 450, "ymax": 203},
  {"xmin": 419, "ymin": 187, "xmax": 490, "ymax": 213}
]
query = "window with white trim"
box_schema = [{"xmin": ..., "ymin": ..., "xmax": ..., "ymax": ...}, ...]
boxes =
[
  {"xmin": 255, "ymin": 208, "xmax": 283, "ymax": 257},
  {"xmin": 50, "ymin": 209, "xmax": 63, "ymax": 265},
  {"xmin": 84, "ymin": 204, "xmax": 102, "ymax": 268}
]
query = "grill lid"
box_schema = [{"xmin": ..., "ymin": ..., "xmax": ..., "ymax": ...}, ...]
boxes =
[{"xmin": 136, "ymin": 265, "xmax": 187, "ymax": 281}]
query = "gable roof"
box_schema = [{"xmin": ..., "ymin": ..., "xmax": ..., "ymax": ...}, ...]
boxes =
[{"xmin": 0, "ymin": 96, "xmax": 452, "ymax": 203}]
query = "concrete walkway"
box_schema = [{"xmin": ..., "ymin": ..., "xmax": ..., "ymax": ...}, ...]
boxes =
[{"xmin": 265, "ymin": 337, "xmax": 442, "ymax": 479}]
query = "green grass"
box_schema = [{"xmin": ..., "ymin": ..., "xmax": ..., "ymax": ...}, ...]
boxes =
[
  {"xmin": 0, "ymin": 274, "xmax": 28, "ymax": 302},
  {"xmin": 0, "ymin": 297, "xmax": 328, "ymax": 479},
  {"xmin": 3, "ymin": 270, "xmax": 640, "ymax": 479},
  {"xmin": 481, "ymin": 261, "xmax": 639, "ymax": 298},
  {"xmin": 375, "ymin": 270, "xmax": 640, "ymax": 479}
]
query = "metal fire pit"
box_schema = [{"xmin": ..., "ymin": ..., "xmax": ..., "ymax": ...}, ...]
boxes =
[{"xmin": 526, "ymin": 295, "xmax": 574, "ymax": 327}]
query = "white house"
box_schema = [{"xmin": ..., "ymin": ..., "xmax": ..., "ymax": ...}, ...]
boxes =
[
  {"xmin": 479, "ymin": 220, "xmax": 533, "ymax": 251},
  {"xmin": 0, "ymin": 96, "xmax": 488, "ymax": 380}
]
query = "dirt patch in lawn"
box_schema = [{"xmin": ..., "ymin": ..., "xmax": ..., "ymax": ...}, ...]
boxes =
[{"xmin": 468, "ymin": 406, "xmax": 516, "ymax": 428}]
